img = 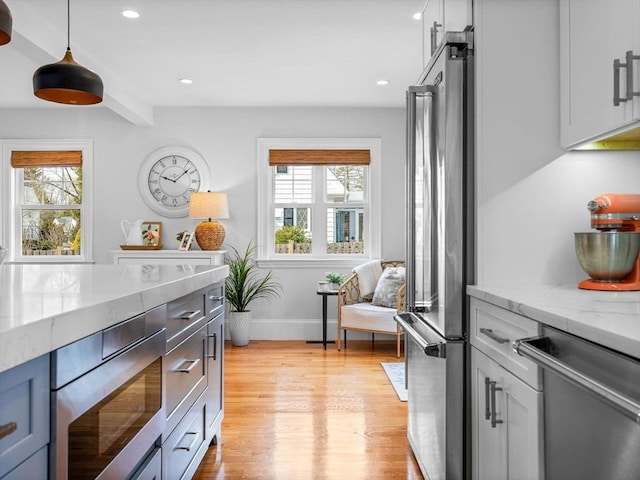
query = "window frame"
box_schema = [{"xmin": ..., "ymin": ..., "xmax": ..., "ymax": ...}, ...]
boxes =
[
  {"xmin": 1, "ymin": 139, "xmax": 94, "ymax": 264},
  {"xmin": 257, "ymin": 138, "xmax": 381, "ymax": 267}
]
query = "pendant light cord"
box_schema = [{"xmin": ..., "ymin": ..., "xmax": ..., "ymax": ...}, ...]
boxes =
[{"xmin": 66, "ymin": 0, "xmax": 70, "ymax": 50}]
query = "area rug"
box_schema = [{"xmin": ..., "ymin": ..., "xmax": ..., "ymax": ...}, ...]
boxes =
[{"xmin": 381, "ymin": 362, "xmax": 407, "ymax": 402}]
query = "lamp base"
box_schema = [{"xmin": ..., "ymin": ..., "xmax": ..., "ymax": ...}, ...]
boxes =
[{"xmin": 194, "ymin": 221, "xmax": 225, "ymax": 251}]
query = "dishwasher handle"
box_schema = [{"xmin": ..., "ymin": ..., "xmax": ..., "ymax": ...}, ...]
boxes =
[
  {"xmin": 395, "ymin": 313, "xmax": 446, "ymax": 358},
  {"xmin": 513, "ymin": 336, "xmax": 640, "ymax": 424}
]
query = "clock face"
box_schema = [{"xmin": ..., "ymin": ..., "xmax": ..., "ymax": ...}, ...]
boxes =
[{"xmin": 139, "ymin": 146, "xmax": 211, "ymax": 217}]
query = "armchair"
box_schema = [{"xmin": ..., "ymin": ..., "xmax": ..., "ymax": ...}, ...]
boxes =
[{"xmin": 337, "ymin": 260, "xmax": 405, "ymax": 358}]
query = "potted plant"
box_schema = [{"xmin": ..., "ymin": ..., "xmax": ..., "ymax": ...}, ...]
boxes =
[
  {"xmin": 326, "ymin": 272, "xmax": 345, "ymax": 290},
  {"xmin": 225, "ymin": 242, "xmax": 281, "ymax": 346}
]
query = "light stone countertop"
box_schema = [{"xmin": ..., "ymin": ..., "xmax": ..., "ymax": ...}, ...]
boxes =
[
  {"xmin": 0, "ymin": 263, "xmax": 229, "ymax": 374},
  {"xmin": 467, "ymin": 284, "xmax": 640, "ymax": 359}
]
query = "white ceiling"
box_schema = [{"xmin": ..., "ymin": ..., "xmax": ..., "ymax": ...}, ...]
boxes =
[{"xmin": 0, "ymin": 0, "xmax": 424, "ymax": 125}]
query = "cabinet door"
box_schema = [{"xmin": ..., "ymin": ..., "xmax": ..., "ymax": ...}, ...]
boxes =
[
  {"xmin": 471, "ymin": 348, "xmax": 544, "ymax": 480},
  {"xmin": 472, "ymin": 348, "xmax": 502, "ymax": 480},
  {"xmin": 205, "ymin": 312, "xmax": 224, "ymax": 443},
  {"xmin": 560, "ymin": 0, "xmax": 640, "ymax": 147}
]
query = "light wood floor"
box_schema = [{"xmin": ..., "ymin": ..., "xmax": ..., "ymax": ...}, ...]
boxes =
[{"xmin": 193, "ymin": 340, "xmax": 423, "ymax": 480}]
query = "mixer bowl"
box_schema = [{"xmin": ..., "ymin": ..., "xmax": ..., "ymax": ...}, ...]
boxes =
[{"xmin": 574, "ymin": 232, "xmax": 640, "ymax": 281}]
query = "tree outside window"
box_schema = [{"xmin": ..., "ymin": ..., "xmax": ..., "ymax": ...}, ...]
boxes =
[{"xmin": 21, "ymin": 166, "xmax": 82, "ymax": 255}]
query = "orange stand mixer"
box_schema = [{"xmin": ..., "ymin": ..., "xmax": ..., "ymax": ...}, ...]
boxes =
[{"xmin": 575, "ymin": 193, "xmax": 640, "ymax": 291}]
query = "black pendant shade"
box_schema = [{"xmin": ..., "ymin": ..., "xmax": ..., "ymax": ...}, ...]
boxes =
[
  {"xmin": 33, "ymin": 48, "xmax": 104, "ymax": 105},
  {"xmin": 0, "ymin": 0, "xmax": 12, "ymax": 45},
  {"xmin": 32, "ymin": 0, "xmax": 104, "ymax": 105}
]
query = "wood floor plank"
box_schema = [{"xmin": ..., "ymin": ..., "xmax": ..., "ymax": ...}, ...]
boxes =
[{"xmin": 192, "ymin": 340, "xmax": 423, "ymax": 480}]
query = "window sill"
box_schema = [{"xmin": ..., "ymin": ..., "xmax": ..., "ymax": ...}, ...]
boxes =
[{"xmin": 256, "ymin": 256, "xmax": 373, "ymax": 269}]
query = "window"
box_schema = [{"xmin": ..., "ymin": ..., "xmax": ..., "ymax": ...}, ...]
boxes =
[
  {"xmin": 1, "ymin": 140, "xmax": 94, "ymax": 263},
  {"xmin": 257, "ymin": 138, "xmax": 381, "ymax": 264}
]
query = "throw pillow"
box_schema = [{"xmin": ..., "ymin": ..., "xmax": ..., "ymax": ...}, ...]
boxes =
[{"xmin": 371, "ymin": 266, "xmax": 405, "ymax": 308}]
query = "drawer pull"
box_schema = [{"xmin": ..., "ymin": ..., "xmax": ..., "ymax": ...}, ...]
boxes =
[
  {"xmin": 175, "ymin": 431, "xmax": 199, "ymax": 451},
  {"xmin": 175, "ymin": 359, "xmax": 200, "ymax": 373},
  {"xmin": 480, "ymin": 328, "xmax": 509, "ymax": 344},
  {"xmin": 179, "ymin": 310, "xmax": 201, "ymax": 321},
  {"xmin": 0, "ymin": 422, "xmax": 17, "ymax": 440},
  {"xmin": 208, "ymin": 295, "xmax": 224, "ymax": 302}
]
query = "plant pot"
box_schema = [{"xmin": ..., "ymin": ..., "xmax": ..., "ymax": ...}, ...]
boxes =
[
  {"xmin": 329, "ymin": 282, "xmax": 340, "ymax": 290},
  {"xmin": 228, "ymin": 310, "xmax": 252, "ymax": 346}
]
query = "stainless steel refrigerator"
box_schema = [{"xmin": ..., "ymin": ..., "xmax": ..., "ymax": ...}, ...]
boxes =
[{"xmin": 395, "ymin": 31, "xmax": 474, "ymax": 480}]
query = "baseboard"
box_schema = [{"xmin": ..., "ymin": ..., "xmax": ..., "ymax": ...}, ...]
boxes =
[{"xmin": 224, "ymin": 318, "xmax": 401, "ymax": 342}]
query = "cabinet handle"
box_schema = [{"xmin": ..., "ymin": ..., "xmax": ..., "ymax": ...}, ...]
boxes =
[
  {"xmin": 430, "ymin": 21, "xmax": 442, "ymax": 55},
  {"xmin": 179, "ymin": 310, "xmax": 201, "ymax": 321},
  {"xmin": 613, "ymin": 50, "xmax": 640, "ymax": 106},
  {"xmin": 489, "ymin": 380, "xmax": 503, "ymax": 428},
  {"xmin": 484, "ymin": 377, "xmax": 491, "ymax": 420},
  {"xmin": 208, "ymin": 295, "xmax": 224, "ymax": 302},
  {"xmin": 175, "ymin": 358, "xmax": 200, "ymax": 373},
  {"xmin": 175, "ymin": 431, "xmax": 199, "ymax": 451},
  {"xmin": 0, "ymin": 422, "xmax": 17, "ymax": 440},
  {"xmin": 479, "ymin": 328, "xmax": 509, "ymax": 344},
  {"xmin": 207, "ymin": 332, "xmax": 217, "ymax": 360}
]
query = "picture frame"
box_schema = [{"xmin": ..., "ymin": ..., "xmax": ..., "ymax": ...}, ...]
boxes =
[
  {"xmin": 178, "ymin": 232, "xmax": 194, "ymax": 251},
  {"xmin": 141, "ymin": 221, "xmax": 162, "ymax": 247}
]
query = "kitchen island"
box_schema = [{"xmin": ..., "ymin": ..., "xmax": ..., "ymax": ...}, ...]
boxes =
[
  {"xmin": 0, "ymin": 263, "xmax": 228, "ymax": 374},
  {"xmin": 0, "ymin": 263, "xmax": 228, "ymax": 480}
]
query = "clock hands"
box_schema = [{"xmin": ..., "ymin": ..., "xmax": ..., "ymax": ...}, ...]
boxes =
[{"xmin": 160, "ymin": 166, "xmax": 190, "ymax": 183}]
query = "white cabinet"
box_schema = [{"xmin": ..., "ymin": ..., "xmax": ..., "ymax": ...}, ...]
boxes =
[
  {"xmin": 560, "ymin": 0, "xmax": 640, "ymax": 147},
  {"xmin": 471, "ymin": 349, "xmax": 544, "ymax": 480},
  {"xmin": 110, "ymin": 249, "xmax": 225, "ymax": 265},
  {"xmin": 421, "ymin": 0, "xmax": 473, "ymax": 66},
  {"xmin": 470, "ymin": 299, "xmax": 544, "ymax": 480}
]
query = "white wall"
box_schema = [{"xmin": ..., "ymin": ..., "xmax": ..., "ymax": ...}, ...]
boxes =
[
  {"xmin": 0, "ymin": 106, "xmax": 406, "ymax": 340},
  {"xmin": 475, "ymin": 0, "xmax": 640, "ymax": 286}
]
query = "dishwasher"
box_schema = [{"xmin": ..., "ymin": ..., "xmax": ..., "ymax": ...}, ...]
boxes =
[{"xmin": 513, "ymin": 326, "xmax": 640, "ymax": 480}]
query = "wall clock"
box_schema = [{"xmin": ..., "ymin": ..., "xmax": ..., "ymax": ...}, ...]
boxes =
[{"xmin": 138, "ymin": 146, "xmax": 211, "ymax": 218}]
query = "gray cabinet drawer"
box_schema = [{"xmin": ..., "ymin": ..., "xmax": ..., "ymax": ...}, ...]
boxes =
[
  {"xmin": 0, "ymin": 355, "xmax": 49, "ymax": 478},
  {"xmin": 205, "ymin": 283, "xmax": 224, "ymax": 319},
  {"xmin": 165, "ymin": 323, "xmax": 207, "ymax": 433},
  {"xmin": 163, "ymin": 399, "xmax": 206, "ymax": 480},
  {"xmin": 470, "ymin": 298, "xmax": 542, "ymax": 389},
  {"xmin": 166, "ymin": 290, "xmax": 206, "ymax": 352},
  {"xmin": 1, "ymin": 445, "xmax": 47, "ymax": 480}
]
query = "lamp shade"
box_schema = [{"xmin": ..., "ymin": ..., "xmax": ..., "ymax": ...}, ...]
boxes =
[
  {"xmin": 189, "ymin": 192, "xmax": 229, "ymax": 220},
  {"xmin": 33, "ymin": 49, "xmax": 104, "ymax": 105},
  {"xmin": 0, "ymin": 0, "xmax": 12, "ymax": 45}
]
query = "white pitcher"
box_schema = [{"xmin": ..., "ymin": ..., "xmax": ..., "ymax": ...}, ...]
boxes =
[{"xmin": 121, "ymin": 219, "xmax": 144, "ymax": 246}]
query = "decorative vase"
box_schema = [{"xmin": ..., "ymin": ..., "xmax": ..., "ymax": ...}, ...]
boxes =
[{"xmin": 228, "ymin": 311, "xmax": 252, "ymax": 346}]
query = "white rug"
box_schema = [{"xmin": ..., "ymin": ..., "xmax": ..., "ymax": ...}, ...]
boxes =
[{"xmin": 381, "ymin": 362, "xmax": 407, "ymax": 402}]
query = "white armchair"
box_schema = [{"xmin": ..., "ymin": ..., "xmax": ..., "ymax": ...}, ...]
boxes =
[{"xmin": 337, "ymin": 260, "xmax": 405, "ymax": 358}]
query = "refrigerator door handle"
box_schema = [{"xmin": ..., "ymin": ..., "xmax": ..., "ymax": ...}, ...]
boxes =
[
  {"xmin": 405, "ymin": 84, "xmax": 437, "ymax": 313},
  {"xmin": 395, "ymin": 312, "xmax": 446, "ymax": 358}
]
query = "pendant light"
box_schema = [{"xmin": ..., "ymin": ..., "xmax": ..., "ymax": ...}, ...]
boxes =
[
  {"xmin": 0, "ymin": 0, "xmax": 12, "ymax": 45},
  {"xmin": 33, "ymin": 0, "xmax": 103, "ymax": 105}
]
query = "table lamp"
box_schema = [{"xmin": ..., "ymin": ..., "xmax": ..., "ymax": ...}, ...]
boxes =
[{"xmin": 189, "ymin": 191, "xmax": 229, "ymax": 250}]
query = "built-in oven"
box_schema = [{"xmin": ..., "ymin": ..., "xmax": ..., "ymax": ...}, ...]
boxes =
[
  {"xmin": 514, "ymin": 326, "xmax": 640, "ymax": 480},
  {"xmin": 50, "ymin": 305, "xmax": 166, "ymax": 480}
]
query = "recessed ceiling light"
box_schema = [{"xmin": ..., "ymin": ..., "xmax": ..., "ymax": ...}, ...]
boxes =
[
  {"xmin": 122, "ymin": 10, "xmax": 140, "ymax": 19},
  {"xmin": 376, "ymin": 80, "xmax": 389, "ymax": 86},
  {"xmin": 412, "ymin": 12, "xmax": 422, "ymax": 20},
  {"xmin": 179, "ymin": 78, "xmax": 193, "ymax": 85}
]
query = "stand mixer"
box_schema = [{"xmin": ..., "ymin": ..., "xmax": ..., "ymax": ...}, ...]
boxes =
[{"xmin": 575, "ymin": 193, "xmax": 640, "ymax": 291}]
